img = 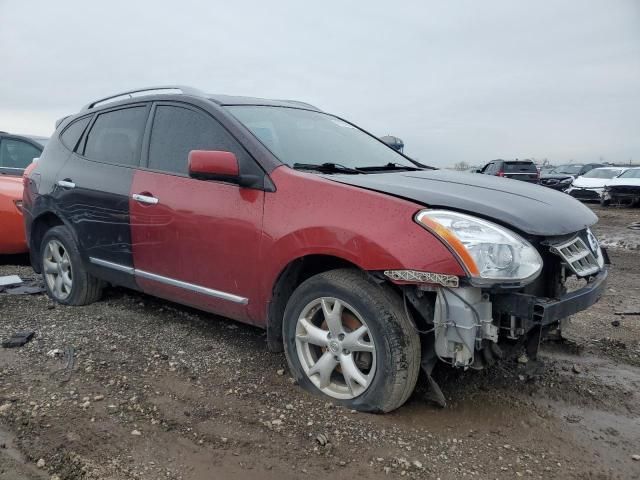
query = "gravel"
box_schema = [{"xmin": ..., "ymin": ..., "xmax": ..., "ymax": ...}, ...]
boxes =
[{"xmin": 1, "ymin": 205, "xmax": 639, "ymax": 479}]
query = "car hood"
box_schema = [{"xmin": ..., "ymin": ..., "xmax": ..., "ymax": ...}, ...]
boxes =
[{"xmin": 327, "ymin": 169, "xmax": 597, "ymax": 236}]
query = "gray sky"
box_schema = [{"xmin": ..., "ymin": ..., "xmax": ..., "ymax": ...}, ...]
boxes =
[{"xmin": 1, "ymin": 0, "xmax": 638, "ymax": 166}]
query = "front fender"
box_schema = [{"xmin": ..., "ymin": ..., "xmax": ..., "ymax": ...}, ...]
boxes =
[{"xmin": 251, "ymin": 167, "xmax": 466, "ymax": 320}]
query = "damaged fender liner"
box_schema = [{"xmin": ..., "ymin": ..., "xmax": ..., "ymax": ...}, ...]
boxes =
[{"xmin": 492, "ymin": 268, "xmax": 608, "ymax": 329}]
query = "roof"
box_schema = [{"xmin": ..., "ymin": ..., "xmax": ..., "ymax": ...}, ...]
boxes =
[{"xmin": 77, "ymin": 86, "xmax": 322, "ymax": 113}]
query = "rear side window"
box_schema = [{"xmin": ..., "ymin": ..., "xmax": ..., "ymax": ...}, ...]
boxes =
[
  {"xmin": 60, "ymin": 116, "xmax": 91, "ymax": 151},
  {"xmin": 504, "ymin": 162, "xmax": 537, "ymax": 173},
  {"xmin": 0, "ymin": 139, "xmax": 42, "ymax": 170},
  {"xmin": 148, "ymin": 105, "xmax": 248, "ymax": 175},
  {"xmin": 84, "ymin": 107, "xmax": 147, "ymax": 166}
]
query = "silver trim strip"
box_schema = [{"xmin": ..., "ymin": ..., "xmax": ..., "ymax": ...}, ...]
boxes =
[
  {"xmin": 89, "ymin": 257, "xmax": 248, "ymax": 304},
  {"xmin": 90, "ymin": 257, "xmax": 134, "ymax": 274},
  {"xmin": 135, "ymin": 269, "xmax": 248, "ymax": 304}
]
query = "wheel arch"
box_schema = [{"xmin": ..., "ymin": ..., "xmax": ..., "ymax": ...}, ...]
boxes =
[
  {"xmin": 266, "ymin": 254, "xmax": 365, "ymax": 352},
  {"xmin": 29, "ymin": 211, "xmax": 73, "ymax": 272}
]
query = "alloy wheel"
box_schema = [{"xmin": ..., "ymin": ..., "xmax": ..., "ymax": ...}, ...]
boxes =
[
  {"xmin": 295, "ymin": 297, "xmax": 376, "ymax": 399},
  {"xmin": 43, "ymin": 239, "xmax": 73, "ymax": 300}
]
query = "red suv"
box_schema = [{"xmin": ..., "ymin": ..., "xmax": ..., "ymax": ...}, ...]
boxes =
[{"xmin": 23, "ymin": 86, "xmax": 608, "ymax": 412}]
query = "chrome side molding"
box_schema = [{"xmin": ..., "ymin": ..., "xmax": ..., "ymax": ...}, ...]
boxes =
[
  {"xmin": 90, "ymin": 257, "xmax": 134, "ymax": 274},
  {"xmin": 89, "ymin": 257, "xmax": 248, "ymax": 305}
]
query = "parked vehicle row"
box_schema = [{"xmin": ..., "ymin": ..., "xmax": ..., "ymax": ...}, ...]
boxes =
[
  {"xmin": 22, "ymin": 86, "xmax": 608, "ymax": 412},
  {"xmin": 565, "ymin": 167, "xmax": 627, "ymax": 202},
  {"xmin": 0, "ymin": 132, "xmax": 46, "ymax": 254},
  {"xmin": 475, "ymin": 159, "xmax": 639, "ymax": 207},
  {"xmin": 538, "ymin": 163, "xmax": 605, "ymax": 190}
]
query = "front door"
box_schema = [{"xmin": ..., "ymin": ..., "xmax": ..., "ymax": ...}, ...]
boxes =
[{"xmin": 129, "ymin": 103, "xmax": 265, "ymax": 323}]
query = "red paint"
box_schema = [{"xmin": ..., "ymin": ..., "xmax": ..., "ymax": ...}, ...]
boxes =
[
  {"xmin": 188, "ymin": 150, "xmax": 239, "ymax": 178},
  {"xmin": 0, "ymin": 176, "xmax": 27, "ymax": 254},
  {"xmin": 130, "ymin": 170, "xmax": 264, "ymax": 323},
  {"xmin": 130, "ymin": 165, "xmax": 465, "ymax": 326},
  {"xmin": 246, "ymin": 167, "xmax": 465, "ymax": 322}
]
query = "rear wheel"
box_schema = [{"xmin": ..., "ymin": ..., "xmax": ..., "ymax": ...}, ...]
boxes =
[
  {"xmin": 41, "ymin": 226, "xmax": 103, "ymax": 305},
  {"xmin": 283, "ymin": 269, "xmax": 420, "ymax": 413}
]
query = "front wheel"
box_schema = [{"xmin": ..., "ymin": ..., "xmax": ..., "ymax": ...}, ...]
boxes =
[{"xmin": 283, "ymin": 269, "xmax": 420, "ymax": 413}]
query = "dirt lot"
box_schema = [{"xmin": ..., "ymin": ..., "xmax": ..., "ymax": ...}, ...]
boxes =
[{"xmin": 1, "ymin": 205, "xmax": 639, "ymax": 480}]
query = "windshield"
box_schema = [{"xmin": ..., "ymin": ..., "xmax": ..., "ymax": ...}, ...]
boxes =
[
  {"xmin": 551, "ymin": 164, "xmax": 583, "ymax": 175},
  {"xmin": 618, "ymin": 169, "xmax": 640, "ymax": 179},
  {"xmin": 582, "ymin": 168, "xmax": 623, "ymax": 179},
  {"xmin": 227, "ymin": 106, "xmax": 418, "ymax": 170}
]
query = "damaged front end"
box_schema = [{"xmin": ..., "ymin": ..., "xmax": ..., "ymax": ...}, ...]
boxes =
[
  {"xmin": 603, "ymin": 185, "xmax": 640, "ymax": 206},
  {"xmin": 384, "ymin": 215, "xmax": 609, "ymax": 404}
]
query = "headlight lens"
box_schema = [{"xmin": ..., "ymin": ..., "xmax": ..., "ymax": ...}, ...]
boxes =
[
  {"xmin": 415, "ymin": 210, "xmax": 543, "ymax": 284},
  {"xmin": 560, "ymin": 177, "xmax": 573, "ymax": 184}
]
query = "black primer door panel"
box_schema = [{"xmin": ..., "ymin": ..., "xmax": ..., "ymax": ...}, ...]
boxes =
[{"xmin": 52, "ymin": 104, "xmax": 150, "ymax": 286}]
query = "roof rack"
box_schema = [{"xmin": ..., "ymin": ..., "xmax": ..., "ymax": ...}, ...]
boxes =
[
  {"xmin": 275, "ymin": 99, "xmax": 320, "ymax": 110},
  {"xmin": 81, "ymin": 85, "xmax": 205, "ymax": 111}
]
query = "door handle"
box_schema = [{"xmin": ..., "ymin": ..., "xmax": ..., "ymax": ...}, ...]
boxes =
[
  {"xmin": 57, "ymin": 180, "xmax": 76, "ymax": 189},
  {"xmin": 132, "ymin": 193, "xmax": 159, "ymax": 205}
]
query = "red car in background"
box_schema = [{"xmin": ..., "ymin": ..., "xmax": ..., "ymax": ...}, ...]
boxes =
[{"xmin": 0, "ymin": 132, "xmax": 46, "ymax": 253}]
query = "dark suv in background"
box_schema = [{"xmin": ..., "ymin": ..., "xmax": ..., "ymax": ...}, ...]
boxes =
[
  {"xmin": 538, "ymin": 163, "xmax": 604, "ymax": 190},
  {"xmin": 477, "ymin": 159, "xmax": 539, "ymax": 183},
  {"xmin": 22, "ymin": 86, "xmax": 608, "ymax": 412}
]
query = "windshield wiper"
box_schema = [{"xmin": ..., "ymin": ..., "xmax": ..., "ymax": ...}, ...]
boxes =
[
  {"xmin": 356, "ymin": 162, "xmax": 423, "ymax": 172},
  {"xmin": 293, "ymin": 162, "xmax": 362, "ymax": 174}
]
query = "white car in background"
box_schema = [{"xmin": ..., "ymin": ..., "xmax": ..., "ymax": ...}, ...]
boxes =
[
  {"xmin": 601, "ymin": 167, "xmax": 640, "ymax": 206},
  {"xmin": 565, "ymin": 167, "xmax": 627, "ymax": 202}
]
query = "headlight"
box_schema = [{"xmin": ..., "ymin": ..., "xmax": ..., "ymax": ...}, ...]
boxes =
[
  {"xmin": 559, "ymin": 177, "xmax": 573, "ymax": 184},
  {"xmin": 415, "ymin": 210, "xmax": 543, "ymax": 285}
]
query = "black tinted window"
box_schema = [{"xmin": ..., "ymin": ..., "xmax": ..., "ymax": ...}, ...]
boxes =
[
  {"xmin": 148, "ymin": 105, "xmax": 246, "ymax": 175},
  {"xmin": 504, "ymin": 162, "xmax": 537, "ymax": 173},
  {"xmin": 0, "ymin": 139, "xmax": 42, "ymax": 170},
  {"xmin": 84, "ymin": 107, "xmax": 147, "ymax": 166},
  {"xmin": 60, "ymin": 116, "xmax": 91, "ymax": 151}
]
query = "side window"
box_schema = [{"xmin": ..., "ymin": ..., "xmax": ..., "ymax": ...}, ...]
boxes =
[
  {"xmin": 148, "ymin": 105, "xmax": 249, "ymax": 175},
  {"xmin": 0, "ymin": 139, "xmax": 42, "ymax": 170},
  {"xmin": 60, "ymin": 116, "xmax": 91, "ymax": 151},
  {"xmin": 83, "ymin": 107, "xmax": 147, "ymax": 166}
]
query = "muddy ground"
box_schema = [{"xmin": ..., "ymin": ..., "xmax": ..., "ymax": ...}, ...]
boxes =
[{"xmin": 1, "ymin": 205, "xmax": 639, "ymax": 480}]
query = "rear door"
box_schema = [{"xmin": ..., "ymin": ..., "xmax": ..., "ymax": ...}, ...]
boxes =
[
  {"xmin": 53, "ymin": 104, "xmax": 150, "ymax": 288},
  {"xmin": 503, "ymin": 162, "xmax": 539, "ymax": 182},
  {"xmin": 130, "ymin": 102, "xmax": 265, "ymax": 323}
]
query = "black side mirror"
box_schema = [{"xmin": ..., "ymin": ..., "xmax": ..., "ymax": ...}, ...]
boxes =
[{"xmin": 379, "ymin": 135, "xmax": 404, "ymax": 152}]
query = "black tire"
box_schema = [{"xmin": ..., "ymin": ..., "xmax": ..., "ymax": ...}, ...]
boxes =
[
  {"xmin": 40, "ymin": 225, "xmax": 103, "ymax": 305},
  {"xmin": 282, "ymin": 269, "xmax": 420, "ymax": 413}
]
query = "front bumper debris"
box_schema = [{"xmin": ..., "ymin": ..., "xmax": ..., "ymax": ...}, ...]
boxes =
[
  {"xmin": 566, "ymin": 187, "xmax": 603, "ymax": 201},
  {"xmin": 491, "ymin": 267, "xmax": 608, "ymax": 330}
]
